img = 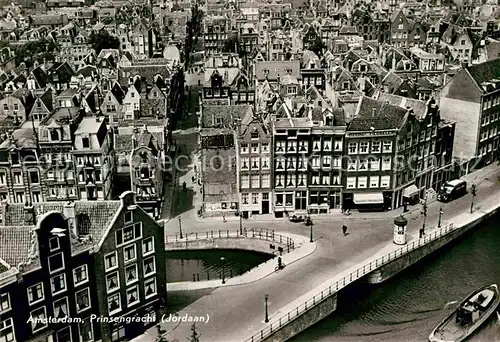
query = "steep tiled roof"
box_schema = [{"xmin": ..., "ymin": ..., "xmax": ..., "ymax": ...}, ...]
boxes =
[
  {"xmin": 466, "ymin": 58, "xmax": 500, "ymax": 89},
  {"xmin": 0, "ymin": 225, "xmax": 36, "ymax": 269},
  {"xmin": 201, "ymin": 105, "xmax": 252, "ymax": 128},
  {"xmin": 348, "ymin": 96, "xmax": 407, "ymax": 131},
  {"xmin": 376, "ymin": 93, "xmax": 428, "ymax": 120},
  {"xmin": 255, "ymin": 61, "xmax": 301, "ymax": 81}
]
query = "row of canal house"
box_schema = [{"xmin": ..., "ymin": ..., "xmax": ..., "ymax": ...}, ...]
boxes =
[
  {"xmin": 0, "ymin": 191, "xmax": 166, "ymax": 342},
  {"xmin": 233, "ymin": 94, "xmax": 456, "ymax": 217}
]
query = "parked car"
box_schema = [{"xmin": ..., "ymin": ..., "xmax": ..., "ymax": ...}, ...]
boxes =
[
  {"xmin": 289, "ymin": 215, "xmax": 304, "ymax": 223},
  {"xmin": 437, "ymin": 179, "xmax": 467, "ymax": 202}
]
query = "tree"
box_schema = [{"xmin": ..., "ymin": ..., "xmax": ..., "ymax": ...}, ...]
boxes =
[
  {"xmin": 190, "ymin": 323, "xmax": 200, "ymax": 342},
  {"xmin": 14, "ymin": 38, "xmax": 58, "ymax": 68},
  {"xmin": 88, "ymin": 30, "xmax": 120, "ymax": 55},
  {"xmin": 307, "ymin": 35, "xmax": 326, "ymax": 57}
]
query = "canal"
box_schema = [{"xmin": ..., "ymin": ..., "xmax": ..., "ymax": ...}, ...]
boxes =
[
  {"xmin": 292, "ymin": 214, "xmax": 500, "ymax": 342},
  {"xmin": 166, "ymin": 249, "xmax": 273, "ymax": 283}
]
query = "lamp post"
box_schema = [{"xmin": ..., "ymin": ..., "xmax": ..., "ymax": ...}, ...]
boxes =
[
  {"xmin": 420, "ymin": 197, "xmax": 427, "ymax": 238},
  {"xmin": 178, "ymin": 216, "xmax": 183, "ymax": 239},
  {"xmin": 309, "ymin": 219, "xmax": 313, "ymax": 243},
  {"xmin": 470, "ymin": 183, "xmax": 476, "ymax": 213},
  {"xmin": 438, "ymin": 207, "xmax": 443, "ymax": 228},
  {"xmin": 264, "ymin": 294, "xmax": 269, "ymax": 323},
  {"xmin": 220, "ymin": 257, "xmax": 225, "ymax": 284},
  {"xmin": 239, "ymin": 213, "xmax": 243, "ymax": 235}
]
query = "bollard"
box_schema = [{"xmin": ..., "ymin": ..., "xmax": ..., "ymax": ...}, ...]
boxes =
[
  {"xmin": 227, "ymin": 229, "xmax": 229, "ymax": 237},
  {"xmin": 197, "ymin": 274, "xmax": 200, "ymax": 281},
  {"xmin": 211, "ymin": 231, "xmax": 213, "ymax": 238},
  {"xmin": 230, "ymin": 269, "xmax": 232, "ymax": 278},
  {"xmin": 280, "ymin": 235, "xmax": 282, "ymax": 243},
  {"xmin": 196, "ymin": 232, "xmax": 198, "ymax": 239},
  {"xmin": 219, "ymin": 230, "xmax": 221, "ymax": 238},
  {"xmin": 193, "ymin": 274, "xmax": 196, "ymax": 282},
  {"xmin": 207, "ymin": 272, "xmax": 210, "ymax": 280}
]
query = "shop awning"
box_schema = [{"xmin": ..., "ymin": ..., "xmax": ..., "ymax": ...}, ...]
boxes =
[
  {"xmin": 403, "ymin": 185, "xmax": 419, "ymax": 198},
  {"xmin": 353, "ymin": 192, "xmax": 384, "ymax": 205}
]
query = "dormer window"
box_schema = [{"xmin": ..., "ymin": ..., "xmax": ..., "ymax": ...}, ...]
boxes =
[
  {"xmin": 360, "ymin": 64, "xmax": 367, "ymax": 72},
  {"xmin": 251, "ymin": 131, "xmax": 259, "ymax": 139},
  {"xmin": 263, "ymin": 69, "xmax": 269, "ymax": 75},
  {"xmin": 286, "ymin": 68, "xmax": 292, "ymax": 74}
]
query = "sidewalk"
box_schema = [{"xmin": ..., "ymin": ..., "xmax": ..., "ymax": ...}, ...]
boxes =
[{"xmin": 166, "ymin": 233, "xmax": 315, "ymax": 291}]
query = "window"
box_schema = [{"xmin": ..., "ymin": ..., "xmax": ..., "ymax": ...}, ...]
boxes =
[
  {"xmin": 348, "ymin": 142, "xmax": 357, "ymax": 154},
  {"xmin": 53, "ymin": 297, "xmax": 68, "ymax": 319},
  {"xmin": 251, "ymin": 143, "xmax": 259, "ymax": 153},
  {"xmin": 346, "ymin": 177, "xmax": 356, "ymax": 189},
  {"xmin": 0, "ymin": 294, "xmax": 10, "ymax": 313},
  {"xmin": 261, "ymin": 174, "xmax": 270, "ymax": 188},
  {"xmin": 13, "ymin": 172, "xmax": 21, "ymax": 184},
  {"xmin": 111, "ymin": 324, "xmax": 125, "ymax": 341},
  {"xmin": 241, "ymin": 175, "xmax": 249, "ymax": 188},
  {"xmin": 251, "ymin": 158, "xmax": 260, "ymax": 170},
  {"xmin": 0, "ymin": 172, "xmax": 5, "ymax": 185},
  {"xmin": 27, "ymin": 283, "xmax": 44, "ymax": 305},
  {"xmin": 382, "ymin": 157, "xmax": 392, "ymax": 171},
  {"xmin": 48, "ymin": 253, "xmax": 64, "ymax": 274},
  {"xmin": 115, "ymin": 223, "xmax": 142, "ymax": 246},
  {"xmin": 370, "ymin": 158, "xmax": 380, "ymax": 171},
  {"xmin": 322, "ymin": 175, "xmax": 330, "ymax": 185},
  {"xmin": 357, "ymin": 177, "xmax": 367, "ymax": 188},
  {"xmin": 312, "ymin": 140, "xmax": 321, "ymax": 151},
  {"xmin": 29, "ymin": 170, "xmax": 39, "ymax": 184},
  {"xmin": 276, "ymin": 141, "xmax": 286, "ymax": 152},
  {"xmin": 323, "ymin": 156, "xmax": 331, "ymax": 167},
  {"xmin": 124, "ymin": 211, "xmax": 133, "ymax": 224},
  {"xmin": 142, "ymin": 237, "xmax": 154, "ymax": 255},
  {"xmin": 143, "ymin": 257, "xmax": 156, "ymax": 276},
  {"xmin": 82, "ymin": 137, "xmax": 90, "ymax": 148},
  {"xmin": 0, "ymin": 318, "xmax": 14, "ymax": 342},
  {"xmin": 251, "ymin": 175, "xmax": 260, "ymax": 188},
  {"xmin": 79, "ymin": 317, "xmax": 93, "ymax": 342},
  {"xmin": 127, "ymin": 285, "xmax": 139, "ymax": 307},
  {"xmin": 73, "ymin": 265, "xmax": 88, "ymax": 286},
  {"xmin": 108, "ymin": 293, "xmax": 121, "ymax": 315},
  {"xmin": 144, "ymin": 277, "xmax": 157, "ymax": 299},
  {"xmin": 261, "ymin": 143, "xmax": 269, "ymax": 153},
  {"xmin": 50, "ymin": 129, "xmax": 60, "ymax": 141},
  {"xmin": 30, "ymin": 307, "xmax": 47, "ymax": 332},
  {"xmin": 383, "ymin": 141, "xmax": 393, "ymax": 152},
  {"xmin": 104, "ymin": 252, "xmax": 117, "ymax": 271},
  {"xmin": 123, "ymin": 244, "xmax": 137, "ymax": 263},
  {"xmin": 252, "ymin": 193, "xmax": 259, "ymax": 204},
  {"xmin": 359, "ymin": 142, "xmax": 368, "ymax": 153},
  {"xmin": 125, "ymin": 264, "xmax": 138, "ymax": 285},
  {"xmin": 370, "ymin": 176, "xmax": 379, "ymax": 188},
  {"xmin": 371, "ymin": 141, "xmax": 381, "ymax": 153},
  {"xmin": 51, "ymin": 274, "xmax": 67, "ymax": 295},
  {"xmin": 106, "ymin": 272, "xmax": 119, "ymax": 293},
  {"xmin": 381, "ymin": 175, "xmax": 391, "ymax": 188},
  {"xmin": 251, "ymin": 131, "xmax": 259, "ymax": 139},
  {"xmin": 75, "ymin": 288, "xmax": 90, "ymax": 313},
  {"xmin": 347, "ymin": 159, "xmax": 357, "ymax": 171},
  {"xmin": 49, "ymin": 237, "xmax": 60, "ymax": 252},
  {"xmin": 262, "ymin": 157, "xmax": 269, "ymax": 169},
  {"xmin": 242, "ymin": 193, "xmax": 249, "ymax": 204}
]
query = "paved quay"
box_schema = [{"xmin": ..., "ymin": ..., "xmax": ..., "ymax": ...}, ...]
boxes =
[{"xmin": 136, "ymin": 163, "xmax": 500, "ymax": 342}]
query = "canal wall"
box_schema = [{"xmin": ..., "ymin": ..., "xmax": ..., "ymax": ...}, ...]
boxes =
[
  {"xmin": 262, "ymin": 294, "xmax": 338, "ymax": 342},
  {"xmin": 166, "ymin": 236, "xmax": 290, "ymax": 254},
  {"xmin": 367, "ymin": 205, "xmax": 500, "ymax": 284}
]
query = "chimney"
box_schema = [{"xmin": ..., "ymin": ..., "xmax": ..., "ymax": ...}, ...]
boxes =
[
  {"xmin": 63, "ymin": 201, "xmax": 78, "ymax": 236},
  {"xmin": 372, "ymin": 107, "xmax": 376, "ymax": 117},
  {"xmin": 391, "ymin": 56, "xmax": 396, "ymax": 70}
]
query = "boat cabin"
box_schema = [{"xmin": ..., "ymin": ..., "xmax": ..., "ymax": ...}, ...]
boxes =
[{"xmin": 456, "ymin": 290, "xmax": 494, "ymax": 326}]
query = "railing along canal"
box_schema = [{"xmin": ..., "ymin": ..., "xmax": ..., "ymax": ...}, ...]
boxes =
[
  {"xmin": 245, "ymin": 222, "xmax": 456, "ymax": 342},
  {"xmin": 165, "ymin": 228, "xmax": 295, "ymax": 250}
]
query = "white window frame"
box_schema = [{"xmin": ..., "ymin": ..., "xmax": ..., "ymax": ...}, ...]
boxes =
[
  {"xmin": 357, "ymin": 176, "xmax": 368, "ymax": 189},
  {"xmin": 53, "ymin": 297, "xmax": 69, "ymax": 320},
  {"xmin": 27, "ymin": 283, "xmax": 44, "ymax": 305},
  {"xmin": 144, "ymin": 277, "xmax": 157, "ymax": 299},
  {"xmin": 75, "ymin": 288, "xmax": 91, "ymax": 314},
  {"xmin": 104, "ymin": 251, "xmax": 118, "ymax": 272},
  {"xmin": 78, "ymin": 317, "xmax": 93, "ymax": 342},
  {"xmin": 346, "ymin": 177, "xmax": 356, "ymax": 189},
  {"xmin": 106, "ymin": 272, "xmax": 120, "ymax": 294},
  {"xmin": 124, "ymin": 211, "xmax": 133, "ymax": 224},
  {"xmin": 30, "ymin": 306, "xmax": 48, "ymax": 333},
  {"xmin": 381, "ymin": 175, "xmax": 391, "ymax": 188},
  {"xmin": 51, "ymin": 273, "xmax": 67, "ymax": 296},
  {"xmin": 125, "ymin": 264, "xmax": 138, "ymax": 286},
  {"xmin": 0, "ymin": 317, "xmax": 15, "ymax": 342},
  {"xmin": 48, "ymin": 252, "xmax": 65, "ymax": 275},
  {"xmin": 143, "ymin": 256, "xmax": 156, "ymax": 277},
  {"xmin": 126, "ymin": 285, "xmax": 140, "ymax": 308},
  {"xmin": 49, "ymin": 237, "xmax": 60, "ymax": 252},
  {"xmin": 123, "ymin": 244, "xmax": 137, "ymax": 264},
  {"xmin": 73, "ymin": 265, "xmax": 88, "ymax": 287},
  {"xmin": 142, "ymin": 237, "xmax": 155, "ymax": 256},
  {"xmin": 0, "ymin": 293, "xmax": 10, "ymax": 314},
  {"xmin": 107, "ymin": 293, "xmax": 121, "ymax": 316}
]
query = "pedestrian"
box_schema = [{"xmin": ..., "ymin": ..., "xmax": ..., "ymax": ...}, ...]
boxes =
[
  {"xmin": 342, "ymin": 225, "xmax": 347, "ymax": 236},
  {"xmin": 222, "ymin": 213, "xmax": 226, "ymax": 223},
  {"xmin": 192, "ymin": 176, "xmax": 195, "ymax": 183}
]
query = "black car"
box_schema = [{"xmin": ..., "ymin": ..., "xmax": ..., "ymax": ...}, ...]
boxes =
[{"xmin": 289, "ymin": 215, "xmax": 304, "ymax": 223}]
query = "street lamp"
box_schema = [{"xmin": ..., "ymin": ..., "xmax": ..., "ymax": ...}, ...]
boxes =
[
  {"xmin": 264, "ymin": 294, "xmax": 269, "ymax": 323},
  {"xmin": 420, "ymin": 197, "xmax": 427, "ymax": 238},
  {"xmin": 470, "ymin": 183, "xmax": 476, "ymax": 213},
  {"xmin": 220, "ymin": 257, "xmax": 225, "ymax": 284},
  {"xmin": 438, "ymin": 207, "xmax": 443, "ymax": 228},
  {"xmin": 239, "ymin": 212, "xmax": 243, "ymax": 235},
  {"xmin": 309, "ymin": 218, "xmax": 313, "ymax": 243},
  {"xmin": 178, "ymin": 216, "xmax": 183, "ymax": 239}
]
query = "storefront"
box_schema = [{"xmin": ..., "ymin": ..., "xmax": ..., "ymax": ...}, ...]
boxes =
[{"xmin": 352, "ymin": 192, "xmax": 385, "ymax": 212}]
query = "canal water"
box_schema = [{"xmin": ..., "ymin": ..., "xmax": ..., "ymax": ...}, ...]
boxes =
[
  {"xmin": 293, "ymin": 214, "xmax": 500, "ymax": 342},
  {"xmin": 166, "ymin": 249, "xmax": 273, "ymax": 283}
]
